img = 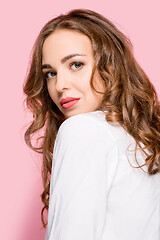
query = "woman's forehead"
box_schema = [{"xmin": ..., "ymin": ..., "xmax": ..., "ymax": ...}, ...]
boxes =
[{"xmin": 42, "ymin": 29, "xmax": 94, "ymax": 64}]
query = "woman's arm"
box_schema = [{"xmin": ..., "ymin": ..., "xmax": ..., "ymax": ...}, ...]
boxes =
[{"xmin": 45, "ymin": 114, "xmax": 118, "ymax": 240}]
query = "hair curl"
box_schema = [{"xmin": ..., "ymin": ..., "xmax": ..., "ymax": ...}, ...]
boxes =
[{"xmin": 23, "ymin": 8, "xmax": 160, "ymax": 228}]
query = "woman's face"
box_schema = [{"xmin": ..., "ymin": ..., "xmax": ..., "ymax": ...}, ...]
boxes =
[{"xmin": 42, "ymin": 29, "xmax": 105, "ymax": 119}]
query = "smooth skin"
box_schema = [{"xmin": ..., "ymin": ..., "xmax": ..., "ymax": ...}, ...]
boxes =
[{"xmin": 42, "ymin": 29, "xmax": 105, "ymax": 119}]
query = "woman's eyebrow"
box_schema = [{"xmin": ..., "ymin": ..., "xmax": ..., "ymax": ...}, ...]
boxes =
[
  {"xmin": 42, "ymin": 64, "xmax": 52, "ymax": 70},
  {"xmin": 61, "ymin": 53, "xmax": 86, "ymax": 64},
  {"xmin": 42, "ymin": 53, "xmax": 86, "ymax": 69}
]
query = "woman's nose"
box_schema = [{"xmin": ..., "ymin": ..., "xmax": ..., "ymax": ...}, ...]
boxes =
[{"xmin": 55, "ymin": 71, "xmax": 70, "ymax": 93}]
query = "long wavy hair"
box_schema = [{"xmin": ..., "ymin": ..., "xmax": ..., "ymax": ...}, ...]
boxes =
[{"xmin": 23, "ymin": 8, "xmax": 160, "ymax": 228}]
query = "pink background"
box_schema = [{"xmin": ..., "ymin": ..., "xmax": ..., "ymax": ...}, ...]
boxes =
[{"xmin": 0, "ymin": 0, "xmax": 159, "ymax": 239}]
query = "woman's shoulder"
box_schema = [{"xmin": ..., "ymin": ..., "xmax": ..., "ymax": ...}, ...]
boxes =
[
  {"xmin": 58, "ymin": 110, "xmax": 109, "ymax": 136},
  {"xmin": 59, "ymin": 110, "xmax": 128, "ymax": 139},
  {"xmin": 56, "ymin": 110, "xmax": 117, "ymax": 145},
  {"xmin": 60, "ymin": 110, "xmax": 107, "ymax": 129},
  {"xmin": 54, "ymin": 111, "xmax": 119, "ymax": 162},
  {"xmin": 55, "ymin": 110, "xmax": 134, "ymax": 154}
]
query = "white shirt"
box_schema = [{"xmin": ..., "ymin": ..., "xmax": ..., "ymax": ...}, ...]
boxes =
[{"xmin": 45, "ymin": 110, "xmax": 160, "ymax": 240}]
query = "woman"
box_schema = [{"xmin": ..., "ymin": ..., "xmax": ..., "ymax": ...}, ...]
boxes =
[{"xmin": 23, "ymin": 9, "xmax": 160, "ymax": 240}]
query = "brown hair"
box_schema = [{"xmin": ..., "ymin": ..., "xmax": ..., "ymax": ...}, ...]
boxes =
[{"xmin": 23, "ymin": 8, "xmax": 160, "ymax": 228}]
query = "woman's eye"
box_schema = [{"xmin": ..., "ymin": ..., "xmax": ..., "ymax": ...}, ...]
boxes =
[
  {"xmin": 70, "ymin": 62, "xmax": 84, "ymax": 70},
  {"xmin": 44, "ymin": 71, "xmax": 56, "ymax": 80}
]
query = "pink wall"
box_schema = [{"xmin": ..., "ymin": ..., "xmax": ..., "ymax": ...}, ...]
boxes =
[{"xmin": 1, "ymin": 0, "xmax": 159, "ymax": 239}]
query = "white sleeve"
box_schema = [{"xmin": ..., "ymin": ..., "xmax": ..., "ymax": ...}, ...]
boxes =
[{"xmin": 45, "ymin": 115, "xmax": 119, "ymax": 240}]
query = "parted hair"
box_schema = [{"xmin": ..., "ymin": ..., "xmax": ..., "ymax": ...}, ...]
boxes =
[{"xmin": 23, "ymin": 8, "xmax": 160, "ymax": 228}]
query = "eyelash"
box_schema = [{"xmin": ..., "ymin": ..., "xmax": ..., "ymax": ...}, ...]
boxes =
[
  {"xmin": 70, "ymin": 61, "xmax": 84, "ymax": 70},
  {"xmin": 43, "ymin": 61, "xmax": 84, "ymax": 81}
]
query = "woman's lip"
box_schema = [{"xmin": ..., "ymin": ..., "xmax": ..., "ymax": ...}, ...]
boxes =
[
  {"xmin": 60, "ymin": 97, "xmax": 80, "ymax": 105},
  {"xmin": 61, "ymin": 99, "xmax": 80, "ymax": 109}
]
